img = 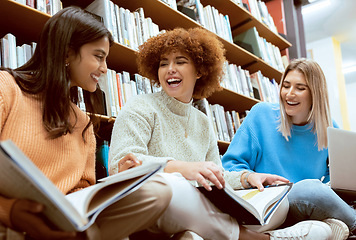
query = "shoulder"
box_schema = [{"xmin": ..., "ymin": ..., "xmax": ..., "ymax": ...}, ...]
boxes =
[
  {"xmin": 123, "ymin": 92, "xmax": 159, "ymax": 111},
  {"xmin": 0, "ymin": 70, "xmax": 18, "ymax": 92},
  {"xmin": 118, "ymin": 92, "xmax": 161, "ymax": 121},
  {"xmin": 246, "ymin": 102, "xmax": 279, "ymax": 120},
  {"xmin": 0, "ymin": 71, "xmax": 22, "ymax": 110},
  {"xmin": 250, "ymin": 102, "xmax": 278, "ymax": 113}
]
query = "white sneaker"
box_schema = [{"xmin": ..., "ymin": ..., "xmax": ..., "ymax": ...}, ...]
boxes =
[
  {"xmin": 323, "ymin": 218, "xmax": 349, "ymax": 240},
  {"xmin": 266, "ymin": 220, "xmax": 332, "ymax": 240}
]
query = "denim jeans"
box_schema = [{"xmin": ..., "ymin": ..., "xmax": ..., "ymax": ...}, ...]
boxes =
[{"xmin": 286, "ymin": 179, "xmax": 356, "ymax": 232}]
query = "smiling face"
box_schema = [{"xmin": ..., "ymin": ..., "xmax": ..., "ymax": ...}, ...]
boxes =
[
  {"xmin": 158, "ymin": 50, "xmax": 200, "ymax": 103},
  {"xmin": 280, "ymin": 70, "xmax": 312, "ymax": 125},
  {"xmin": 67, "ymin": 36, "xmax": 110, "ymax": 92}
]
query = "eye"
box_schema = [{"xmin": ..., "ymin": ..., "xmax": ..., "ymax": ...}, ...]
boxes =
[
  {"xmin": 95, "ymin": 55, "xmax": 104, "ymax": 61},
  {"xmin": 159, "ymin": 62, "xmax": 168, "ymax": 67}
]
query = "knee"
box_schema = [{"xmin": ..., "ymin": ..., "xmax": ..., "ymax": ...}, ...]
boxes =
[
  {"xmin": 146, "ymin": 175, "xmax": 173, "ymax": 211},
  {"xmin": 289, "ymin": 179, "xmax": 332, "ymax": 202}
]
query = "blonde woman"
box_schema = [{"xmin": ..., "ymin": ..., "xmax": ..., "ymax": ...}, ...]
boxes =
[{"xmin": 222, "ymin": 58, "xmax": 354, "ymax": 239}]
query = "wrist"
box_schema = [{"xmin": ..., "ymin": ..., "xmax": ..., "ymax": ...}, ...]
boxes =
[
  {"xmin": 243, "ymin": 171, "xmax": 253, "ymax": 188},
  {"xmin": 164, "ymin": 160, "xmax": 180, "ymax": 173}
]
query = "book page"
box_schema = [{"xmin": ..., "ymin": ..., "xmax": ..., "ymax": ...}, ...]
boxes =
[
  {"xmin": 0, "ymin": 141, "xmax": 86, "ymax": 231},
  {"xmin": 232, "ymin": 185, "xmax": 290, "ymax": 221}
]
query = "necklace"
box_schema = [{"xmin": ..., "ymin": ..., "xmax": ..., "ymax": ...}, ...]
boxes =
[{"xmin": 185, "ymin": 105, "xmax": 192, "ymax": 138}]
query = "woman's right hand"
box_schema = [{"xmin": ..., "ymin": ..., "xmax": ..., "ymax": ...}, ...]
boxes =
[
  {"xmin": 117, "ymin": 153, "xmax": 142, "ymax": 172},
  {"xmin": 10, "ymin": 199, "xmax": 84, "ymax": 240},
  {"xmin": 164, "ymin": 161, "xmax": 225, "ymax": 191}
]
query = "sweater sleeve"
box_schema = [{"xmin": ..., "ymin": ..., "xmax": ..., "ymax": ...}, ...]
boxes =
[
  {"xmin": 205, "ymin": 119, "xmax": 246, "ymax": 190},
  {"xmin": 108, "ymin": 97, "xmax": 173, "ymax": 175},
  {"xmin": 222, "ymin": 104, "xmax": 262, "ymax": 174},
  {"xmin": 0, "ymin": 72, "xmax": 17, "ymax": 228}
]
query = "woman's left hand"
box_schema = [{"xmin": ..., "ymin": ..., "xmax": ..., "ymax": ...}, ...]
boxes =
[
  {"xmin": 246, "ymin": 172, "xmax": 290, "ymax": 191},
  {"xmin": 118, "ymin": 153, "xmax": 142, "ymax": 172}
]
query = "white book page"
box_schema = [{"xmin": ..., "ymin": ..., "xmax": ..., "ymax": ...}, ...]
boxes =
[{"xmin": 233, "ymin": 185, "xmax": 289, "ymax": 220}]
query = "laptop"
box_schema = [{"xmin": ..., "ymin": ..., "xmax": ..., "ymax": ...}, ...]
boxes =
[{"xmin": 327, "ymin": 127, "xmax": 356, "ymax": 198}]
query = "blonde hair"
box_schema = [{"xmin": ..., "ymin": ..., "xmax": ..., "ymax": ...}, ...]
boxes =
[{"xmin": 278, "ymin": 58, "xmax": 332, "ymax": 150}]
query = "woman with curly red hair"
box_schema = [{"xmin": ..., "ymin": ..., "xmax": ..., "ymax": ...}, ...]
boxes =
[{"xmin": 109, "ymin": 27, "xmax": 332, "ymax": 239}]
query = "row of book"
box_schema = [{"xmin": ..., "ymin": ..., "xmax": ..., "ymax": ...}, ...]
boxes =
[
  {"xmin": 86, "ymin": 0, "xmax": 161, "ymax": 51},
  {"xmin": 230, "ymin": 0, "xmax": 278, "ymax": 34},
  {"xmin": 194, "ymin": 99, "xmax": 242, "ymax": 143},
  {"xmin": 222, "ymin": 61, "xmax": 279, "ymax": 103},
  {"xmin": 195, "ymin": 0, "xmax": 233, "ymax": 43},
  {"xmin": 234, "ymin": 27, "xmax": 285, "ymax": 72},
  {"xmin": 0, "ymin": 33, "xmax": 37, "ymax": 69},
  {"xmin": 14, "ymin": 0, "xmax": 62, "ymax": 16},
  {"xmin": 0, "ymin": 31, "xmax": 278, "ymax": 111},
  {"xmin": 245, "ymin": 0, "xmax": 278, "ymax": 34},
  {"xmin": 87, "ymin": 69, "xmax": 161, "ymax": 117},
  {"xmin": 178, "ymin": 1, "xmax": 285, "ymax": 71}
]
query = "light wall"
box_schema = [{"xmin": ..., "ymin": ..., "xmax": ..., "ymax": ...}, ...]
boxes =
[
  {"xmin": 306, "ymin": 37, "xmax": 351, "ymax": 129},
  {"xmin": 345, "ymin": 81, "xmax": 356, "ymax": 131}
]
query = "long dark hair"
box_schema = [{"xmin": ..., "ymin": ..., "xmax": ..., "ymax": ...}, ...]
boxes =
[{"xmin": 4, "ymin": 6, "xmax": 113, "ymax": 139}]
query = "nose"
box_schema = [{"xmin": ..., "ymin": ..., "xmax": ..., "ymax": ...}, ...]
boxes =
[
  {"xmin": 168, "ymin": 63, "xmax": 176, "ymax": 74},
  {"xmin": 99, "ymin": 61, "xmax": 108, "ymax": 74},
  {"xmin": 287, "ymin": 87, "xmax": 296, "ymax": 96}
]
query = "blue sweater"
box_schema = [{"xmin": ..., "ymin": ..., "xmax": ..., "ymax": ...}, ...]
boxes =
[{"xmin": 222, "ymin": 102, "xmax": 333, "ymax": 183}]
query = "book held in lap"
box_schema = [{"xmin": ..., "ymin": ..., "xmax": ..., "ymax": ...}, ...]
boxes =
[
  {"xmin": 197, "ymin": 182, "xmax": 292, "ymax": 230},
  {"xmin": 0, "ymin": 140, "xmax": 163, "ymax": 232}
]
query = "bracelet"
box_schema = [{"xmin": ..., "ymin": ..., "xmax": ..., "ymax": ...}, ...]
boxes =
[{"xmin": 244, "ymin": 172, "xmax": 253, "ymax": 188}]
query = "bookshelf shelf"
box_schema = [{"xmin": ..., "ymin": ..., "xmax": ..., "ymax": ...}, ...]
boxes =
[{"xmin": 208, "ymin": 87, "xmax": 259, "ymax": 113}]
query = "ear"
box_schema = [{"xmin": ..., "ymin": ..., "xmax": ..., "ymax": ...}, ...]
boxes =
[
  {"xmin": 66, "ymin": 48, "xmax": 76, "ymax": 64},
  {"xmin": 196, "ymin": 71, "xmax": 202, "ymax": 80}
]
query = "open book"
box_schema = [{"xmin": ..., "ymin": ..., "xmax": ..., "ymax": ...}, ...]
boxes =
[
  {"xmin": 197, "ymin": 182, "xmax": 293, "ymax": 226},
  {"xmin": 0, "ymin": 140, "xmax": 163, "ymax": 232}
]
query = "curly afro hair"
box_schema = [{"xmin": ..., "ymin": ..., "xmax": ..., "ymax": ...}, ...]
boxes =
[{"xmin": 136, "ymin": 27, "xmax": 226, "ymax": 99}]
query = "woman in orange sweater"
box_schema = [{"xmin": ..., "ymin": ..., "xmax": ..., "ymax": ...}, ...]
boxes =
[{"xmin": 0, "ymin": 6, "xmax": 171, "ymax": 240}]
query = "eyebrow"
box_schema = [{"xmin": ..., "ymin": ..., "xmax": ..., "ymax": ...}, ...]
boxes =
[
  {"xmin": 160, "ymin": 56, "xmax": 189, "ymax": 61},
  {"xmin": 94, "ymin": 49, "xmax": 108, "ymax": 56},
  {"xmin": 283, "ymin": 80, "xmax": 308, "ymax": 87}
]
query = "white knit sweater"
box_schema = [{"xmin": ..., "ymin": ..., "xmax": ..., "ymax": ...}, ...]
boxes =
[{"xmin": 109, "ymin": 91, "xmax": 245, "ymax": 189}]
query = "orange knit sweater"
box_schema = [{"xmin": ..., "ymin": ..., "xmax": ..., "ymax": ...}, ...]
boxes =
[{"xmin": 0, "ymin": 71, "xmax": 96, "ymax": 228}]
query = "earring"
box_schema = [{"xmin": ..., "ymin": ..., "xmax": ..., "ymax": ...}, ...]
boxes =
[{"xmin": 65, "ymin": 62, "xmax": 69, "ymax": 67}]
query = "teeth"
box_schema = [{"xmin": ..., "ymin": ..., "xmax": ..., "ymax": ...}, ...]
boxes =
[
  {"xmin": 167, "ymin": 78, "xmax": 180, "ymax": 82},
  {"xmin": 91, "ymin": 74, "xmax": 99, "ymax": 81},
  {"xmin": 287, "ymin": 101, "xmax": 298, "ymax": 105}
]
